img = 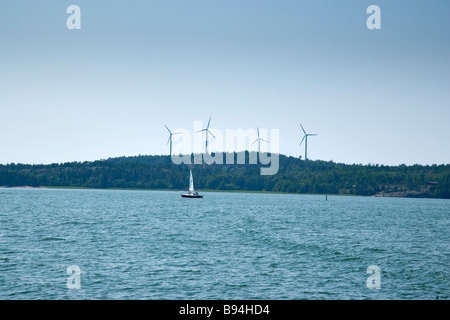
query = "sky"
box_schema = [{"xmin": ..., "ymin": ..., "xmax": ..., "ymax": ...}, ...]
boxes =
[{"xmin": 1, "ymin": 0, "xmax": 449, "ymax": 166}]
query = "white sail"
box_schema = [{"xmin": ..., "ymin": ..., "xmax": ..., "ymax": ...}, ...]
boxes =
[{"xmin": 189, "ymin": 170, "xmax": 194, "ymax": 192}]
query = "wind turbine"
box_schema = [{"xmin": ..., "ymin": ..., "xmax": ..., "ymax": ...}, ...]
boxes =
[
  {"xmin": 164, "ymin": 124, "xmax": 181, "ymax": 157},
  {"xmin": 251, "ymin": 127, "xmax": 269, "ymax": 154},
  {"xmin": 195, "ymin": 117, "xmax": 215, "ymax": 154},
  {"xmin": 299, "ymin": 123, "xmax": 317, "ymax": 161}
]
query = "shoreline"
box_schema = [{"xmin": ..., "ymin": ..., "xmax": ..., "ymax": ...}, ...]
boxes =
[
  {"xmin": 1, "ymin": 185, "xmax": 446, "ymax": 200},
  {"xmin": 0, "ymin": 185, "xmax": 349, "ymax": 197},
  {"xmin": 0, "ymin": 186, "xmax": 46, "ymax": 189}
]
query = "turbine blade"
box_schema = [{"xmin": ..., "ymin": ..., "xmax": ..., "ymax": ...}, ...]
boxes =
[
  {"xmin": 251, "ymin": 139, "xmax": 258, "ymax": 146},
  {"xmin": 208, "ymin": 130, "xmax": 215, "ymax": 139},
  {"xmin": 299, "ymin": 135, "xmax": 305, "ymax": 146},
  {"xmin": 308, "ymin": 134, "xmax": 318, "ymax": 136},
  {"xmin": 172, "ymin": 132, "xmax": 181, "ymax": 135},
  {"xmin": 207, "ymin": 117, "xmax": 211, "ymax": 129},
  {"xmin": 195, "ymin": 130, "xmax": 205, "ymax": 133},
  {"xmin": 300, "ymin": 123, "xmax": 306, "ymax": 135},
  {"xmin": 261, "ymin": 139, "xmax": 269, "ymax": 143},
  {"xmin": 164, "ymin": 124, "xmax": 171, "ymax": 133},
  {"xmin": 257, "ymin": 127, "xmax": 260, "ymax": 138}
]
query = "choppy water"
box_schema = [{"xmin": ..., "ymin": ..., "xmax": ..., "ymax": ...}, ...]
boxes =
[{"xmin": 0, "ymin": 188, "xmax": 448, "ymax": 299}]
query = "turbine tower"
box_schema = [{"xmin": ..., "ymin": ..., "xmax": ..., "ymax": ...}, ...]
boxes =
[
  {"xmin": 299, "ymin": 123, "xmax": 317, "ymax": 161},
  {"xmin": 195, "ymin": 117, "xmax": 215, "ymax": 154},
  {"xmin": 164, "ymin": 124, "xmax": 181, "ymax": 157},
  {"xmin": 251, "ymin": 127, "xmax": 269, "ymax": 154}
]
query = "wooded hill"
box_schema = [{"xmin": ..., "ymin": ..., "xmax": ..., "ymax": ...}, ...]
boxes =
[{"xmin": 1, "ymin": 152, "xmax": 449, "ymax": 199}]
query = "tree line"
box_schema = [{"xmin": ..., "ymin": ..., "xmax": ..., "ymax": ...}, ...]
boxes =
[{"xmin": 0, "ymin": 152, "xmax": 449, "ymax": 199}]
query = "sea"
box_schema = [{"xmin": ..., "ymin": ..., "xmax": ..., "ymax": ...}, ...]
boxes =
[{"xmin": 0, "ymin": 188, "xmax": 448, "ymax": 300}]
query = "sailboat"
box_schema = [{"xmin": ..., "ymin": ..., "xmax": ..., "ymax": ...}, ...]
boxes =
[{"xmin": 181, "ymin": 169, "xmax": 203, "ymax": 198}]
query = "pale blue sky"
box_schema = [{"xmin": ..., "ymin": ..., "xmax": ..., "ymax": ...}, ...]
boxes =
[{"xmin": 1, "ymin": 0, "xmax": 449, "ymax": 165}]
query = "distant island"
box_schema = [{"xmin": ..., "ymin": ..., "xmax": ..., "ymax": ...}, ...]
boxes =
[{"xmin": 1, "ymin": 152, "xmax": 449, "ymax": 199}]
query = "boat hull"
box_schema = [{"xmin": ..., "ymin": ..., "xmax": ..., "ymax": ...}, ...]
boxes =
[{"xmin": 181, "ymin": 194, "xmax": 203, "ymax": 198}]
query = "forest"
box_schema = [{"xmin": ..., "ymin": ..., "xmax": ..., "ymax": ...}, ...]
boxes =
[{"xmin": 0, "ymin": 152, "xmax": 449, "ymax": 199}]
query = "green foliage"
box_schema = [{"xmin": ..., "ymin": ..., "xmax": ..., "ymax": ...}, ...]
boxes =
[{"xmin": 0, "ymin": 153, "xmax": 449, "ymax": 199}]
